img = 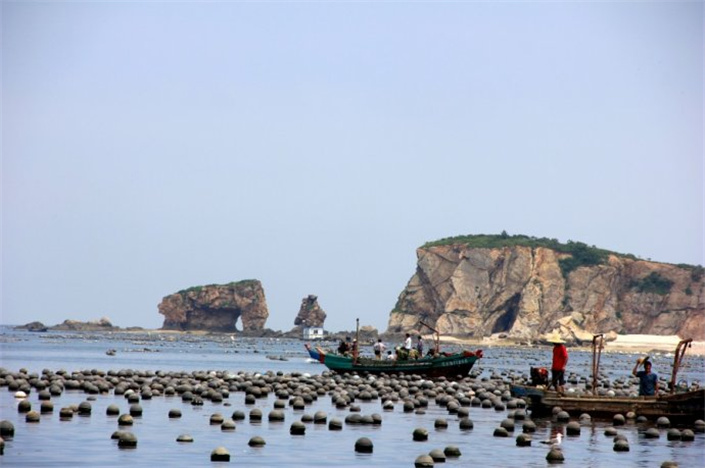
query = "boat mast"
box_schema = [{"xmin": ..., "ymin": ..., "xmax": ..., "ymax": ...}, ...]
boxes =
[
  {"xmin": 354, "ymin": 318, "xmax": 360, "ymax": 364},
  {"xmin": 591, "ymin": 333, "xmax": 604, "ymax": 396},
  {"xmin": 669, "ymin": 338, "xmax": 692, "ymax": 394},
  {"xmin": 420, "ymin": 321, "xmax": 440, "ymax": 356}
]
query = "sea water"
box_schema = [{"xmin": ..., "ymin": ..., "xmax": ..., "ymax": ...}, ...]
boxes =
[{"xmin": 0, "ymin": 327, "xmax": 703, "ymax": 467}]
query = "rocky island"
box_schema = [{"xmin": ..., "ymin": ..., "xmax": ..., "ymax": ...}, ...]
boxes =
[
  {"xmin": 158, "ymin": 280, "xmax": 268, "ymax": 332},
  {"xmin": 387, "ymin": 234, "xmax": 704, "ymax": 342},
  {"xmin": 293, "ymin": 294, "xmax": 327, "ymax": 329}
]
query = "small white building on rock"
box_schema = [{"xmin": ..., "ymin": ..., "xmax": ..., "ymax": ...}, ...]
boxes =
[{"xmin": 303, "ymin": 326, "xmax": 325, "ymax": 340}]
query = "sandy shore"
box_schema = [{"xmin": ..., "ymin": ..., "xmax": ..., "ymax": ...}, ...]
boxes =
[
  {"xmin": 439, "ymin": 334, "xmax": 705, "ymax": 356},
  {"xmin": 605, "ymin": 334, "xmax": 705, "ymax": 356}
]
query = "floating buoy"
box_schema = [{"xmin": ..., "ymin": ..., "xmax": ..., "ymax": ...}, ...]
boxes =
[
  {"xmin": 413, "ymin": 427, "xmax": 429, "ymax": 441},
  {"xmin": 210, "ymin": 446, "xmax": 229, "ymax": 462},
  {"xmin": 118, "ymin": 432, "xmax": 137, "ymax": 449},
  {"xmin": 443, "ymin": 445, "xmax": 461, "ymax": 458},
  {"xmin": 354, "ymin": 437, "xmax": 373, "ymax": 453},
  {"xmin": 289, "ymin": 421, "xmax": 305, "ymax": 435},
  {"xmin": 414, "ymin": 454, "xmax": 434, "ymax": 468},
  {"xmin": 516, "ymin": 433, "xmax": 532, "ymax": 447},
  {"xmin": 428, "ymin": 448, "xmax": 445, "ymax": 462}
]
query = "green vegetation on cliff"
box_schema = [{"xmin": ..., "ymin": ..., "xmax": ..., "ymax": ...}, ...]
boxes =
[
  {"xmin": 177, "ymin": 279, "xmax": 260, "ymax": 296},
  {"xmin": 422, "ymin": 233, "xmax": 620, "ymax": 278},
  {"xmin": 629, "ymin": 272, "xmax": 674, "ymax": 295}
]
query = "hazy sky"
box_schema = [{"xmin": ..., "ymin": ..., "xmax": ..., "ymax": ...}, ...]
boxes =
[{"xmin": 2, "ymin": 1, "xmax": 703, "ymax": 333}]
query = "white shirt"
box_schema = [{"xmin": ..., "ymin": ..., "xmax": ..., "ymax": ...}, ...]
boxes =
[{"xmin": 404, "ymin": 336, "xmax": 412, "ymax": 350}]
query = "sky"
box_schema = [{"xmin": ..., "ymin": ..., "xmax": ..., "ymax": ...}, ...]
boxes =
[{"xmin": 2, "ymin": 0, "xmax": 703, "ymax": 333}]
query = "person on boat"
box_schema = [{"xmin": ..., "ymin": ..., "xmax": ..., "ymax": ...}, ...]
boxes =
[
  {"xmin": 415, "ymin": 335, "xmax": 424, "ymax": 358},
  {"xmin": 548, "ymin": 334, "xmax": 568, "ymax": 395},
  {"xmin": 373, "ymin": 339, "xmax": 386, "ymax": 360},
  {"xmin": 632, "ymin": 357, "xmax": 658, "ymax": 396},
  {"xmin": 351, "ymin": 339, "xmax": 358, "ymax": 359},
  {"xmin": 338, "ymin": 337, "xmax": 352, "ymax": 356},
  {"xmin": 386, "ymin": 350, "xmax": 395, "ymax": 360},
  {"xmin": 404, "ymin": 333, "xmax": 412, "ymax": 351}
]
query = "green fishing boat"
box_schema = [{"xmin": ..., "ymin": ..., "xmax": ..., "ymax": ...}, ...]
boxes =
[
  {"xmin": 311, "ymin": 347, "xmax": 483, "ymax": 379},
  {"xmin": 310, "ymin": 319, "xmax": 482, "ymax": 378}
]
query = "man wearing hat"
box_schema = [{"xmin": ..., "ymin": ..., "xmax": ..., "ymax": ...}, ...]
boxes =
[
  {"xmin": 632, "ymin": 357, "xmax": 658, "ymax": 396},
  {"xmin": 549, "ymin": 334, "xmax": 568, "ymax": 395}
]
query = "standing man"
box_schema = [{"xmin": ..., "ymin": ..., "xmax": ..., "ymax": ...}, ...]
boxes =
[
  {"xmin": 400, "ymin": 333, "xmax": 412, "ymax": 360},
  {"xmin": 373, "ymin": 338, "xmax": 386, "ymax": 360},
  {"xmin": 548, "ymin": 334, "xmax": 568, "ymax": 395},
  {"xmin": 415, "ymin": 335, "xmax": 424, "ymax": 358},
  {"xmin": 632, "ymin": 357, "xmax": 658, "ymax": 396},
  {"xmin": 404, "ymin": 333, "xmax": 412, "ymax": 351}
]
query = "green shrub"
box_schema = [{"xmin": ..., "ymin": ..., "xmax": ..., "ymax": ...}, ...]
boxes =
[
  {"xmin": 423, "ymin": 233, "xmax": 611, "ymax": 279},
  {"xmin": 177, "ymin": 279, "xmax": 259, "ymax": 295},
  {"xmin": 557, "ymin": 242, "xmax": 607, "ymax": 278},
  {"xmin": 421, "ymin": 233, "xmax": 702, "ymax": 278},
  {"xmin": 629, "ymin": 272, "xmax": 674, "ymax": 295}
]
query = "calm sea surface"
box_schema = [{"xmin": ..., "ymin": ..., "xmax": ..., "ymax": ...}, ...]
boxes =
[{"xmin": 1, "ymin": 327, "xmax": 703, "ymax": 467}]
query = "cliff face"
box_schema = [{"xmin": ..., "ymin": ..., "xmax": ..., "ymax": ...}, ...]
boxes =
[
  {"xmin": 158, "ymin": 280, "xmax": 268, "ymax": 332},
  {"xmin": 388, "ymin": 246, "xmax": 705, "ymax": 341}
]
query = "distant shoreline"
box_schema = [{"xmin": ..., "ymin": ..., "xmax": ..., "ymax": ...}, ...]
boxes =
[
  {"xmin": 439, "ymin": 334, "xmax": 705, "ymax": 356},
  {"xmin": 7, "ymin": 324, "xmax": 703, "ymax": 356}
]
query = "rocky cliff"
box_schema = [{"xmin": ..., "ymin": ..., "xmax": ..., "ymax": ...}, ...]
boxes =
[
  {"xmin": 293, "ymin": 295, "xmax": 327, "ymax": 328},
  {"xmin": 388, "ymin": 240, "xmax": 704, "ymax": 342},
  {"xmin": 158, "ymin": 280, "xmax": 268, "ymax": 332}
]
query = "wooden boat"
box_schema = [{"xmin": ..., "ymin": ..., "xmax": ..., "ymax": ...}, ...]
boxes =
[
  {"xmin": 304, "ymin": 343, "xmax": 322, "ymax": 362},
  {"xmin": 511, "ymin": 336, "xmax": 705, "ymax": 423},
  {"xmin": 307, "ymin": 319, "xmax": 482, "ymax": 379},
  {"xmin": 312, "ymin": 346, "xmax": 482, "ymax": 379},
  {"xmin": 510, "ymin": 385, "xmax": 704, "ymax": 422}
]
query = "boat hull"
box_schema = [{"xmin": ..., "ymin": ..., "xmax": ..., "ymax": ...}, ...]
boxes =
[
  {"xmin": 304, "ymin": 344, "xmax": 324, "ymax": 363},
  {"xmin": 511, "ymin": 384, "xmax": 705, "ymax": 423},
  {"xmin": 317, "ymin": 350, "xmax": 481, "ymax": 379}
]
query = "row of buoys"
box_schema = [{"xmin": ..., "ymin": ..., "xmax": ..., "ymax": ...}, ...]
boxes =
[
  {"xmin": 1, "ymin": 363, "xmax": 703, "ymax": 466},
  {"xmin": 413, "ymin": 445, "xmax": 461, "ymax": 467}
]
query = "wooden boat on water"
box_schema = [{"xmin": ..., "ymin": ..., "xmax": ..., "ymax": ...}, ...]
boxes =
[
  {"xmin": 511, "ymin": 336, "xmax": 705, "ymax": 423},
  {"xmin": 311, "ymin": 347, "xmax": 482, "ymax": 379},
  {"xmin": 511, "ymin": 385, "xmax": 704, "ymax": 422},
  {"xmin": 306, "ymin": 319, "xmax": 483, "ymax": 379}
]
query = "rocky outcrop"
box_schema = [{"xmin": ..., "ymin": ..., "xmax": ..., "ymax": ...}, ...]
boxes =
[
  {"xmin": 388, "ymin": 244, "xmax": 704, "ymax": 341},
  {"xmin": 15, "ymin": 321, "xmax": 49, "ymax": 332},
  {"xmin": 158, "ymin": 280, "xmax": 268, "ymax": 332},
  {"xmin": 293, "ymin": 295, "xmax": 327, "ymax": 329},
  {"xmin": 50, "ymin": 317, "xmax": 117, "ymax": 331}
]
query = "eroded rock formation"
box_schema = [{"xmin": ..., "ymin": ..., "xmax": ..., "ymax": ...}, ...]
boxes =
[
  {"xmin": 388, "ymin": 245, "xmax": 704, "ymax": 341},
  {"xmin": 159, "ymin": 280, "xmax": 268, "ymax": 332},
  {"xmin": 16, "ymin": 321, "xmax": 49, "ymax": 332},
  {"xmin": 51, "ymin": 317, "xmax": 117, "ymax": 331},
  {"xmin": 293, "ymin": 295, "xmax": 327, "ymax": 328}
]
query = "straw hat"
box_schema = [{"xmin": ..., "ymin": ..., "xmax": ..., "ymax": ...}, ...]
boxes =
[{"xmin": 546, "ymin": 334, "xmax": 566, "ymax": 344}]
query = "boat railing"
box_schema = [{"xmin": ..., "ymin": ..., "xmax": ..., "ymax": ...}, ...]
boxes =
[
  {"xmin": 669, "ymin": 339, "xmax": 693, "ymax": 394},
  {"xmin": 591, "ymin": 333, "xmax": 604, "ymax": 396}
]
